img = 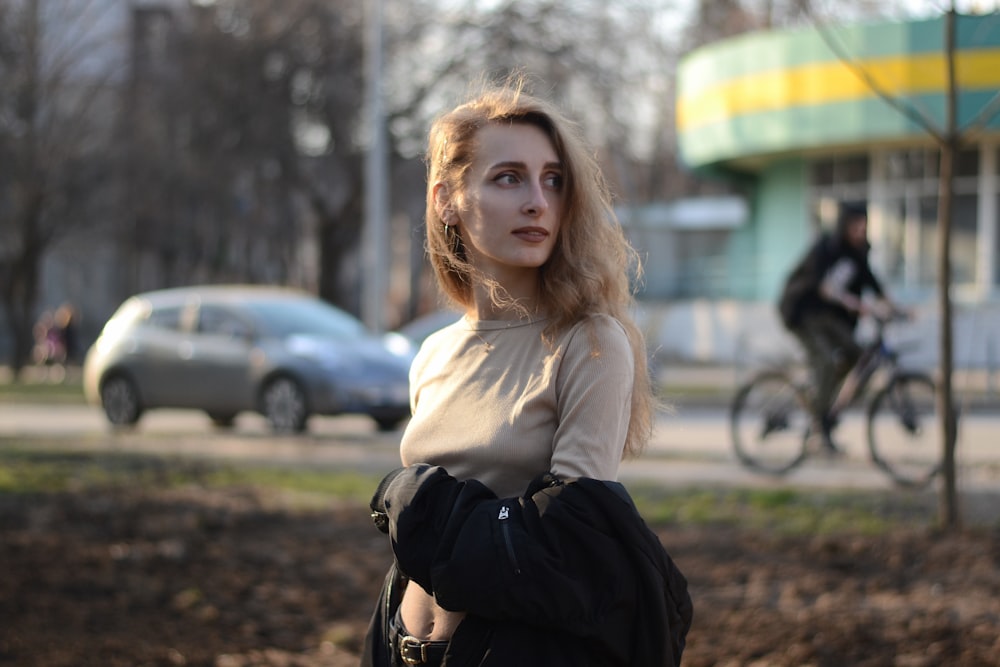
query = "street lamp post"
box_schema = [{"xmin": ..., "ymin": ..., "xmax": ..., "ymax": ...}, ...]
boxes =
[{"xmin": 362, "ymin": 0, "xmax": 388, "ymax": 332}]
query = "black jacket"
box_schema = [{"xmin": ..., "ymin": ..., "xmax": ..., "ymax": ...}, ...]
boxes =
[
  {"xmin": 362, "ymin": 465, "xmax": 693, "ymax": 667},
  {"xmin": 779, "ymin": 232, "xmax": 884, "ymax": 329}
]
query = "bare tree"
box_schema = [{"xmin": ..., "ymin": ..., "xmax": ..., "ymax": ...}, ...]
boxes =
[
  {"xmin": 111, "ymin": 0, "xmax": 693, "ymax": 322},
  {"xmin": 381, "ymin": 0, "xmax": 683, "ymax": 195},
  {"xmin": 113, "ymin": 0, "xmax": 370, "ymax": 310},
  {"xmin": 0, "ymin": 0, "xmax": 121, "ymax": 376}
]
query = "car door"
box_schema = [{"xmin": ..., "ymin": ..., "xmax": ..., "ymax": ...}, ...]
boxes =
[
  {"xmin": 129, "ymin": 304, "xmax": 192, "ymax": 407},
  {"xmin": 178, "ymin": 303, "xmax": 257, "ymax": 412}
]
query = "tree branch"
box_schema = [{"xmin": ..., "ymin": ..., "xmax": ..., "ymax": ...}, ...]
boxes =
[
  {"xmin": 959, "ymin": 89, "xmax": 1000, "ymax": 136},
  {"xmin": 798, "ymin": 0, "xmax": 947, "ymax": 143}
]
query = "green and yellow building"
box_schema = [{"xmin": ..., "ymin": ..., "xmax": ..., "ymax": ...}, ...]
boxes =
[{"xmin": 659, "ymin": 12, "xmax": 1000, "ymax": 366}]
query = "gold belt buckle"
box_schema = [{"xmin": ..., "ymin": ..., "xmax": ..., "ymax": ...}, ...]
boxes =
[{"xmin": 399, "ymin": 635, "xmax": 429, "ymax": 665}]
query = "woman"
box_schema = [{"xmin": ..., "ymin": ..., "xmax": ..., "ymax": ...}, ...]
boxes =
[{"xmin": 363, "ymin": 79, "xmax": 690, "ymax": 667}]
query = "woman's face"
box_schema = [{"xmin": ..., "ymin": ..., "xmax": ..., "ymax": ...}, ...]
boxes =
[{"xmin": 445, "ymin": 122, "xmax": 564, "ymax": 282}]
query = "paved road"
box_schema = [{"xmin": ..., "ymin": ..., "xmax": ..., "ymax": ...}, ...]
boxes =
[{"xmin": 2, "ymin": 401, "xmax": 998, "ymax": 492}]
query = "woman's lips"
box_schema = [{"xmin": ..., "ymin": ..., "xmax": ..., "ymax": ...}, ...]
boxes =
[{"xmin": 512, "ymin": 227, "xmax": 549, "ymax": 242}]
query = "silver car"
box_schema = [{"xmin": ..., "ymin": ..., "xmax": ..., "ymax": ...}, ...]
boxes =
[{"xmin": 83, "ymin": 285, "xmax": 413, "ymax": 433}]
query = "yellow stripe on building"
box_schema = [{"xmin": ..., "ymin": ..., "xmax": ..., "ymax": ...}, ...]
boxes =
[{"xmin": 678, "ymin": 49, "xmax": 1000, "ymax": 131}]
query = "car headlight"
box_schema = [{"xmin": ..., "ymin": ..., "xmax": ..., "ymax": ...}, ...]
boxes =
[{"xmin": 381, "ymin": 332, "xmax": 417, "ymax": 360}]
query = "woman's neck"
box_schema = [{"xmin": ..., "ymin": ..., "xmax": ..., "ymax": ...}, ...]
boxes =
[{"xmin": 468, "ymin": 277, "xmax": 543, "ymax": 322}]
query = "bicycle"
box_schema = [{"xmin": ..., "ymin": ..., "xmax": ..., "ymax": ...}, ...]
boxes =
[{"xmin": 729, "ymin": 314, "xmax": 943, "ymax": 488}]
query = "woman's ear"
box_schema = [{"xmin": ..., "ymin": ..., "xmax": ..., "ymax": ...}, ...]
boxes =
[{"xmin": 433, "ymin": 183, "xmax": 456, "ymax": 224}]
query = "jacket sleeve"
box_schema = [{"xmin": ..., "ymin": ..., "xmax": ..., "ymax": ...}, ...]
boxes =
[
  {"xmin": 374, "ymin": 464, "xmax": 498, "ymax": 595},
  {"xmin": 376, "ymin": 464, "xmax": 586, "ymax": 622}
]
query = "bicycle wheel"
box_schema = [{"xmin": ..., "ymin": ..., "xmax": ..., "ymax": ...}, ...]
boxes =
[
  {"xmin": 730, "ymin": 371, "xmax": 810, "ymax": 475},
  {"xmin": 867, "ymin": 372, "xmax": 942, "ymax": 488}
]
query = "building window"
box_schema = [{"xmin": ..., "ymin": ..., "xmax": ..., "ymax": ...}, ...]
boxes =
[
  {"xmin": 882, "ymin": 198, "xmax": 907, "ymax": 285},
  {"xmin": 992, "ymin": 145, "xmax": 1000, "ymax": 289},
  {"xmin": 994, "ymin": 187, "xmax": 1000, "ymax": 288},
  {"xmin": 808, "ymin": 155, "xmax": 870, "ymax": 234},
  {"xmin": 952, "ymin": 192, "xmax": 979, "ymax": 286},
  {"xmin": 810, "ymin": 156, "xmax": 870, "ymax": 191},
  {"xmin": 914, "ymin": 193, "xmax": 978, "ymax": 285},
  {"xmin": 865, "ymin": 147, "xmax": 988, "ymax": 294}
]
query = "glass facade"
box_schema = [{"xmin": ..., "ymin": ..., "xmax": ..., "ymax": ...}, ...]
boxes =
[
  {"xmin": 809, "ymin": 147, "xmax": 995, "ymax": 296},
  {"xmin": 994, "ymin": 146, "xmax": 1000, "ymax": 288},
  {"xmin": 808, "ymin": 156, "xmax": 870, "ymax": 232}
]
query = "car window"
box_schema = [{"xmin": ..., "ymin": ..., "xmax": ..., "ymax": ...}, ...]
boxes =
[
  {"xmin": 98, "ymin": 298, "xmax": 148, "ymax": 338},
  {"xmin": 145, "ymin": 306, "xmax": 184, "ymax": 331},
  {"xmin": 197, "ymin": 305, "xmax": 253, "ymax": 339},
  {"xmin": 242, "ymin": 298, "xmax": 366, "ymax": 339}
]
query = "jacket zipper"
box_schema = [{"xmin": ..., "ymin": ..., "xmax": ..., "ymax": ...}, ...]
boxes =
[{"xmin": 498, "ymin": 505, "xmax": 521, "ymax": 575}]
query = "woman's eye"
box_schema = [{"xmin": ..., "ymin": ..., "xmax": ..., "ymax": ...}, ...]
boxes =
[
  {"xmin": 544, "ymin": 173, "xmax": 564, "ymax": 190},
  {"xmin": 495, "ymin": 173, "xmax": 519, "ymax": 185}
]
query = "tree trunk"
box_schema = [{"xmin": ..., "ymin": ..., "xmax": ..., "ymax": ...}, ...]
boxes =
[
  {"xmin": 2, "ymin": 0, "xmax": 50, "ymax": 379},
  {"xmin": 315, "ymin": 189, "xmax": 364, "ymax": 316},
  {"xmin": 937, "ymin": 6, "xmax": 959, "ymax": 528},
  {"xmin": 1, "ymin": 243, "xmax": 43, "ymax": 379}
]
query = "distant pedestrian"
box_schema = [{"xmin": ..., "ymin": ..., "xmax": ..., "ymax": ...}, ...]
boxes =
[
  {"xmin": 54, "ymin": 303, "xmax": 79, "ymax": 365},
  {"xmin": 32, "ymin": 311, "xmax": 64, "ymax": 366}
]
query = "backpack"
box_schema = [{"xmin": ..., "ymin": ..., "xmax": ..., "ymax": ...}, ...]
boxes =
[
  {"xmin": 778, "ymin": 234, "xmax": 831, "ymax": 329},
  {"xmin": 778, "ymin": 258, "xmax": 812, "ymax": 328}
]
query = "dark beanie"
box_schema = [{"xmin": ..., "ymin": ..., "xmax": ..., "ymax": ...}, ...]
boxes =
[{"xmin": 837, "ymin": 201, "xmax": 867, "ymax": 235}]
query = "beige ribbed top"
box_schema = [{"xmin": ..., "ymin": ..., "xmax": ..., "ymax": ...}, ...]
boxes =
[{"xmin": 399, "ymin": 313, "xmax": 634, "ymax": 498}]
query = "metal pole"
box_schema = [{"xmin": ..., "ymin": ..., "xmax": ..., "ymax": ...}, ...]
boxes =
[{"xmin": 363, "ymin": 0, "xmax": 388, "ymax": 332}]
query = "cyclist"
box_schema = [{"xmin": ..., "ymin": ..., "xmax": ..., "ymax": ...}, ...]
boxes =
[{"xmin": 778, "ymin": 202, "xmax": 902, "ymax": 454}]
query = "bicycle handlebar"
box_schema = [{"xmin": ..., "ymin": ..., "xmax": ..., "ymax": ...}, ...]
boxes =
[{"xmin": 872, "ymin": 307, "xmax": 913, "ymax": 328}]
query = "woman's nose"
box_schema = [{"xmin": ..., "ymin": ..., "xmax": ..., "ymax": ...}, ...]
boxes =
[{"xmin": 522, "ymin": 181, "xmax": 550, "ymax": 216}]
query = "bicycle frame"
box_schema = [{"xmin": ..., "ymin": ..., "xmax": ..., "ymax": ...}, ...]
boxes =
[{"xmin": 829, "ymin": 316, "xmax": 905, "ymax": 417}]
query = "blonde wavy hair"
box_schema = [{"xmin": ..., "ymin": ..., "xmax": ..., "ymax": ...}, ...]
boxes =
[{"xmin": 424, "ymin": 78, "xmax": 654, "ymax": 457}]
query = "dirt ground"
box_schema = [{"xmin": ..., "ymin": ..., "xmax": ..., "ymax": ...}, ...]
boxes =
[{"xmin": 2, "ymin": 484, "xmax": 999, "ymax": 667}]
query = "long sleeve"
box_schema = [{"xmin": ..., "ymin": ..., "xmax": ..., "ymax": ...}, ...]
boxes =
[{"xmin": 550, "ymin": 314, "xmax": 633, "ymax": 480}]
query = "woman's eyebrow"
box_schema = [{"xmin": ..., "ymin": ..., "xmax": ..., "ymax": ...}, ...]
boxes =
[{"xmin": 489, "ymin": 160, "xmax": 563, "ymax": 170}]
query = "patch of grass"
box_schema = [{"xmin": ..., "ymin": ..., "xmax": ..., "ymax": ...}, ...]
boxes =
[
  {"xmin": 747, "ymin": 487, "xmax": 799, "ymax": 509},
  {"xmin": 0, "ymin": 449, "xmax": 204, "ymax": 493},
  {"xmin": 0, "ymin": 375, "xmax": 85, "ymax": 403},
  {"xmin": 0, "ymin": 447, "xmax": 942, "ymax": 532},
  {"xmin": 628, "ymin": 483, "xmax": 936, "ymax": 536},
  {"xmin": 204, "ymin": 466, "xmax": 383, "ymax": 507},
  {"xmin": 0, "ymin": 448, "xmax": 381, "ymax": 506}
]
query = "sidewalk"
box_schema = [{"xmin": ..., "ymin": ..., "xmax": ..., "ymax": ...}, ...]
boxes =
[
  {"xmin": 2, "ymin": 362, "xmax": 998, "ymax": 414},
  {"xmin": 656, "ymin": 361, "xmax": 1000, "ymax": 412},
  {"xmin": 657, "ymin": 363, "xmax": 741, "ymax": 408}
]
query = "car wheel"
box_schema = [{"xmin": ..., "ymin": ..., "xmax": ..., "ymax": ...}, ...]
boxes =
[
  {"xmin": 261, "ymin": 377, "xmax": 308, "ymax": 434},
  {"xmin": 100, "ymin": 375, "xmax": 143, "ymax": 427},
  {"xmin": 207, "ymin": 412, "xmax": 237, "ymax": 429}
]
